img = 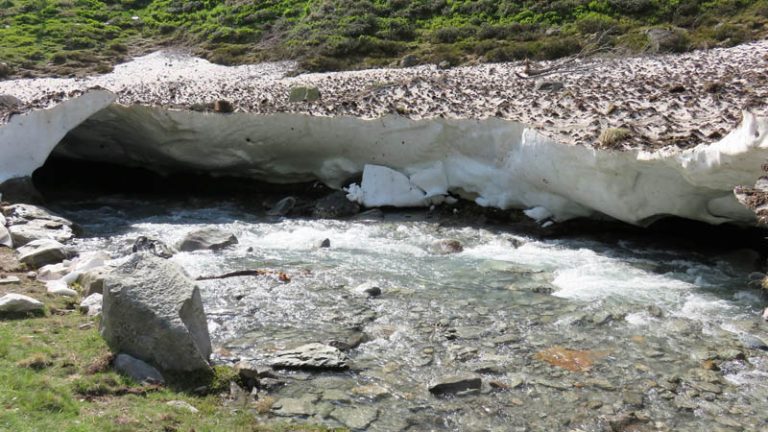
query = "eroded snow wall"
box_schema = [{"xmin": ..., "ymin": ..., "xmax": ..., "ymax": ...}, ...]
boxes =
[
  {"xmin": 0, "ymin": 91, "xmax": 116, "ymax": 184},
  {"xmin": 6, "ymin": 94, "xmax": 768, "ymax": 226}
]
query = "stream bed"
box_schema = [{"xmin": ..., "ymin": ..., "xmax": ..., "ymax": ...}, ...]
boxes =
[{"xmin": 54, "ymin": 197, "xmax": 768, "ymax": 431}]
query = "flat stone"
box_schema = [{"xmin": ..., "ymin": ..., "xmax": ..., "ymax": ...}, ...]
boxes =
[
  {"xmin": 321, "ymin": 389, "xmax": 350, "ymax": 402},
  {"xmin": 0, "ymin": 276, "xmax": 20, "ymax": 285},
  {"xmin": 0, "ymin": 293, "xmax": 44, "ymax": 313},
  {"xmin": 351, "ymin": 384, "xmax": 390, "ymax": 400},
  {"xmin": 272, "ymin": 397, "xmax": 316, "ymax": 417},
  {"xmin": 269, "ymin": 343, "xmax": 349, "ymax": 370},
  {"xmin": 428, "ymin": 374, "xmax": 482, "ymax": 396},
  {"xmin": 330, "ymin": 406, "xmax": 378, "ymax": 430},
  {"xmin": 9, "ymin": 219, "xmax": 74, "ymax": 246}
]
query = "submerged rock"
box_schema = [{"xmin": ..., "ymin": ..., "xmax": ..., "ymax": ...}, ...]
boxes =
[
  {"xmin": 0, "ymin": 293, "xmax": 43, "ymax": 314},
  {"xmin": 114, "ymin": 353, "xmax": 165, "ymax": 384},
  {"xmin": 17, "ymin": 239, "xmax": 67, "ymax": 268},
  {"xmin": 132, "ymin": 236, "xmax": 174, "ymax": 258},
  {"xmin": 331, "ymin": 406, "xmax": 378, "ymax": 430},
  {"xmin": 177, "ymin": 228, "xmax": 237, "ymax": 252},
  {"xmin": 428, "ymin": 374, "xmax": 482, "ymax": 396},
  {"xmin": 101, "ymin": 254, "xmax": 212, "ymax": 372},
  {"xmin": 269, "ymin": 343, "xmax": 349, "ymax": 370},
  {"xmin": 429, "ymin": 239, "xmax": 463, "ymax": 255}
]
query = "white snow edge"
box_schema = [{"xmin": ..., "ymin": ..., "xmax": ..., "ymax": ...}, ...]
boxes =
[{"xmin": 2, "ymin": 92, "xmax": 766, "ymax": 226}]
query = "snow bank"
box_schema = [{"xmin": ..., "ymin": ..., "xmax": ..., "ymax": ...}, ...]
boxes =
[
  {"xmin": 2, "ymin": 93, "xmax": 766, "ymax": 226},
  {"xmin": 0, "ymin": 91, "xmax": 115, "ymax": 184}
]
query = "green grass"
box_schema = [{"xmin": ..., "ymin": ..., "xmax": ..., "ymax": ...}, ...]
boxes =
[
  {"xmin": 0, "ymin": 0, "xmax": 766, "ymax": 76},
  {"xmin": 0, "ymin": 311, "xmax": 336, "ymax": 431}
]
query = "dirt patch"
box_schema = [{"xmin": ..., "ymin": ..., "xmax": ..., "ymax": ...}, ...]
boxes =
[{"xmin": 0, "ymin": 247, "xmax": 45, "ymax": 299}]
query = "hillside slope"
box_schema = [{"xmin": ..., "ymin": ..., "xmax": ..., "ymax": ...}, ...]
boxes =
[{"xmin": 0, "ymin": 0, "xmax": 766, "ymax": 77}]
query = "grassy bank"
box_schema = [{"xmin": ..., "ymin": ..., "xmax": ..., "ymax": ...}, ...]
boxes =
[
  {"xmin": 0, "ymin": 248, "xmax": 335, "ymax": 432},
  {"xmin": 0, "ymin": 0, "xmax": 766, "ymax": 77}
]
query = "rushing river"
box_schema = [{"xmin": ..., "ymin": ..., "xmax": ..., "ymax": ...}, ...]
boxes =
[{"xmin": 53, "ymin": 196, "xmax": 768, "ymax": 431}]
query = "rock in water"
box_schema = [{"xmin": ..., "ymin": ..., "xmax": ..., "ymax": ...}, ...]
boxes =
[
  {"xmin": 313, "ymin": 191, "xmax": 360, "ymax": 218},
  {"xmin": 132, "ymin": 236, "xmax": 174, "ymax": 258},
  {"xmin": 430, "ymin": 239, "xmax": 464, "ymax": 254},
  {"xmin": 17, "ymin": 239, "xmax": 67, "ymax": 268},
  {"xmin": 177, "ymin": 228, "xmax": 237, "ymax": 252},
  {"xmin": 267, "ymin": 196, "xmax": 296, "ymax": 216},
  {"xmin": 428, "ymin": 374, "xmax": 482, "ymax": 396},
  {"xmin": 331, "ymin": 406, "xmax": 378, "ymax": 430},
  {"xmin": 100, "ymin": 254, "xmax": 212, "ymax": 372},
  {"xmin": 0, "ymin": 293, "xmax": 44, "ymax": 313},
  {"xmin": 269, "ymin": 343, "xmax": 349, "ymax": 370},
  {"xmin": 114, "ymin": 353, "xmax": 165, "ymax": 384}
]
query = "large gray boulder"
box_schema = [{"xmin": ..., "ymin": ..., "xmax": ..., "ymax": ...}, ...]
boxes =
[
  {"xmin": 0, "ymin": 225, "xmax": 10, "ymax": 248},
  {"xmin": 17, "ymin": 239, "xmax": 67, "ymax": 268},
  {"xmin": 269, "ymin": 343, "xmax": 349, "ymax": 370},
  {"xmin": 177, "ymin": 228, "xmax": 237, "ymax": 252},
  {"xmin": 100, "ymin": 253, "xmax": 212, "ymax": 372}
]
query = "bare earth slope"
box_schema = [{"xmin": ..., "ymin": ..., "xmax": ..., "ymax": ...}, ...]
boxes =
[{"xmin": 1, "ymin": 40, "xmax": 767, "ymax": 151}]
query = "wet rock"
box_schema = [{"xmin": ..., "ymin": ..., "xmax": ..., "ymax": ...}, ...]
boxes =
[
  {"xmin": 534, "ymin": 378, "xmax": 573, "ymax": 390},
  {"xmin": 101, "ymin": 254, "xmax": 212, "ymax": 372},
  {"xmin": 17, "ymin": 239, "xmax": 67, "ymax": 268},
  {"xmin": 428, "ymin": 374, "xmax": 482, "ymax": 396},
  {"xmin": 316, "ymin": 238, "xmax": 331, "ymax": 248},
  {"xmin": 327, "ymin": 332, "xmax": 368, "ymax": 351},
  {"xmin": 354, "ymin": 209, "xmax": 385, "ymax": 220},
  {"xmin": 288, "ymin": 86, "xmax": 321, "ymax": 103},
  {"xmin": 490, "ymin": 334, "xmax": 519, "ymax": 346},
  {"xmin": 352, "ymin": 281, "xmax": 382, "ymax": 297},
  {"xmin": 351, "ymin": 384, "xmax": 390, "ymax": 400},
  {"xmin": 177, "ymin": 228, "xmax": 237, "ymax": 252},
  {"xmin": 269, "ymin": 343, "xmax": 349, "ymax": 370},
  {"xmin": 739, "ymin": 334, "xmax": 768, "ymax": 351},
  {"xmin": 313, "ymin": 191, "xmax": 360, "ymax": 218},
  {"xmin": 268, "ymin": 197, "xmax": 298, "ymax": 217},
  {"xmin": 0, "ymin": 293, "xmax": 43, "ymax": 314},
  {"xmin": 321, "ymin": 389, "xmax": 350, "ymax": 402},
  {"xmin": 0, "ymin": 275, "xmax": 20, "ymax": 285},
  {"xmin": 471, "ymin": 362, "xmax": 505, "ymax": 375},
  {"xmin": 606, "ymin": 411, "xmax": 649, "ymax": 432},
  {"xmin": 331, "ymin": 406, "xmax": 378, "ymax": 430},
  {"xmin": 535, "ymin": 80, "xmax": 565, "ymax": 92},
  {"xmin": 429, "ymin": 239, "xmax": 463, "ymax": 255},
  {"xmin": 132, "ymin": 236, "xmax": 174, "ymax": 258},
  {"xmin": 79, "ymin": 293, "xmax": 103, "ymax": 317},
  {"xmin": 114, "ymin": 353, "xmax": 165, "ymax": 384},
  {"xmin": 213, "ymin": 99, "xmax": 234, "ymax": 113},
  {"xmin": 622, "ymin": 392, "xmax": 645, "ymax": 407},
  {"xmin": 272, "ymin": 397, "xmax": 316, "ymax": 417}
]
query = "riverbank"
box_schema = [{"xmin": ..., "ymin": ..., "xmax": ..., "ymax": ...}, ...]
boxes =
[{"xmin": 0, "ymin": 247, "xmax": 336, "ymax": 432}]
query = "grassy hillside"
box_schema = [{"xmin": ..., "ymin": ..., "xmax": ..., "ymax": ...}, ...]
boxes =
[{"xmin": 0, "ymin": 0, "xmax": 766, "ymax": 77}]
